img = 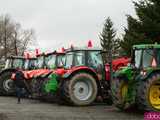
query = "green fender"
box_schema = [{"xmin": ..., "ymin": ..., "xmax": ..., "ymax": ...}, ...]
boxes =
[
  {"xmin": 114, "ymin": 66, "xmax": 133, "ymax": 81},
  {"xmin": 113, "ymin": 66, "xmax": 136, "ymax": 105},
  {"xmin": 42, "ymin": 73, "xmax": 58, "ymax": 94}
]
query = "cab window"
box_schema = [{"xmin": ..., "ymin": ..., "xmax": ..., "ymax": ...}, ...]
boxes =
[
  {"xmin": 74, "ymin": 51, "xmax": 85, "ymax": 66},
  {"xmin": 88, "ymin": 51, "xmax": 103, "ymax": 69}
]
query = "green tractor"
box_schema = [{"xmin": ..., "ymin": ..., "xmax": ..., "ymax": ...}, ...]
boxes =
[{"xmin": 111, "ymin": 44, "xmax": 160, "ymax": 111}]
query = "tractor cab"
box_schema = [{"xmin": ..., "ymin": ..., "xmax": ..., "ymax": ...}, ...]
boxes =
[
  {"xmin": 5, "ymin": 56, "xmax": 25, "ymax": 69},
  {"xmin": 64, "ymin": 47, "xmax": 104, "ymax": 76},
  {"xmin": 45, "ymin": 51, "xmax": 65, "ymax": 69},
  {"xmin": 131, "ymin": 44, "xmax": 160, "ymax": 70}
]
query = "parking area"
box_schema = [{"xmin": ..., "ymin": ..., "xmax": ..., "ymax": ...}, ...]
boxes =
[{"xmin": 0, "ymin": 97, "xmax": 143, "ymax": 120}]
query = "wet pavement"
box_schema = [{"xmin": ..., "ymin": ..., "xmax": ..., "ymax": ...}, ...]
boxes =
[{"xmin": 0, "ymin": 97, "xmax": 143, "ymax": 120}]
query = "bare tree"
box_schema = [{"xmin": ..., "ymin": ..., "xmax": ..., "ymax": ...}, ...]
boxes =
[{"xmin": 0, "ymin": 14, "xmax": 36, "ymax": 63}]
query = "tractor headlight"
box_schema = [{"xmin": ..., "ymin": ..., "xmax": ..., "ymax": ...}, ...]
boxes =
[{"xmin": 140, "ymin": 71, "xmax": 146, "ymax": 76}]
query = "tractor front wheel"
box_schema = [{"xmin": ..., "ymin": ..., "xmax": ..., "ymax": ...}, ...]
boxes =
[
  {"xmin": 62, "ymin": 73, "xmax": 97, "ymax": 106},
  {"xmin": 111, "ymin": 77, "xmax": 128, "ymax": 110},
  {"xmin": 136, "ymin": 73, "xmax": 160, "ymax": 111}
]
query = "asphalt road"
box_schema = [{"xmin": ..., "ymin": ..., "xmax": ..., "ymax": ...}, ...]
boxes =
[{"xmin": 0, "ymin": 97, "xmax": 143, "ymax": 120}]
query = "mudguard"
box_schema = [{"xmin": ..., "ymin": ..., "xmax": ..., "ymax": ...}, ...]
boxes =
[
  {"xmin": 62, "ymin": 66, "xmax": 99, "ymax": 80},
  {"xmin": 0, "ymin": 68, "xmax": 18, "ymax": 77},
  {"xmin": 42, "ymin": 73, "xmax": 58, "ymax": 93},
  {"xmin": 114, "ymin": 66, "xmax": 133, "ymax": 81}
]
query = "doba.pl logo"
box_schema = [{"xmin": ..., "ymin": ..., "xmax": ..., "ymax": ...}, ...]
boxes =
[{"xmin": 144, "ymin": 112, "xmax": 160, "ymax": 120}]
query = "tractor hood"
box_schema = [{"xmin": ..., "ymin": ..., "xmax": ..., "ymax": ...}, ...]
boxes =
[
  {"xmin": 23, "ymin": 69, "xmax": 52, "ymax": 79},
  {"xmin": 24, "ymin": 68, "xmax": 66, "ymax": 79},
  {"xmin": 114, "ymin": 66, "xmax": 133, "ymax": 80}
]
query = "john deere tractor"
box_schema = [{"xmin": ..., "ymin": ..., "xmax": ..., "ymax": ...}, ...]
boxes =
[
  {"xmin": 111, "ymin": 44, "xmax": 160, "ymax": 112},
  {"xmin": 0, "ymin": 56, "xmax": 36, "ymax": 95}
]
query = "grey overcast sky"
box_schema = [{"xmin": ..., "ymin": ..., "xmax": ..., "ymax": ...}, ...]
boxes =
[{"xmin": 0, "ymin": 0, "xmax": 137, "ymax": 52}]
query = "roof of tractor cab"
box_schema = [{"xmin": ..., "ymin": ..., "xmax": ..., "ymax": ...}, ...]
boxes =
[
  {"xmin": 27, "ymin": 57, "xmax": 37, "ymax": 60},
  {"xmin": 7, "ymin": 55, "xmax": 25, "ymax": 59},
  {"xmin": 133, "ymin": 44, "xmax": 160, "ymax": 49},
  {"xmin": 65, "ymin": 47, "xmax": 102, "ymax": 52},
  {"xmin": 45, "ymin": 51, "xmax": 65, "ymax": 56},
  {"xmin": 36, "ymin": 53, "xmax": 45, "ymax": 57}
]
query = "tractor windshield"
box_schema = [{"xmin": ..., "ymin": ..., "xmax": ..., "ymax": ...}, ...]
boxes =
[
  {"xmin": 64, "ymin": 52, "xmax": 73, "ymax": 69},
  {"xmin": 24, "ymin": 60, "xmax": 29, "ymax": 70},
  {"xmin": 134, "ymin": 49, "xmax": 155, "ymax": 68},
  {"xmin": 24, "ymin": 59, "xmax": 36, "ymax": 70},
  {"xmin": 36, "ymin": 56, "xmax": 44, "ymax": 69},
  {"xmin": 45, "ymin": 54, "xmax": 56, "ymax": 69},
  {"xmin": 5, "ymin": 59, "xmax": 12, "ymax": 69},
  {"xmin": 74, "ymin": 51, "xmax": 85, "ymax": 66},
  {"xmin": 56, "ymin": 54, "xmax": 65, "ymax": 68},
  {"xmin": 88, "ymin": 51, "xmax": 103, "ymax": 69},
  {"xmin": 64, "ymin": 51, "xmax": 85, "ymax": 69},
  {"xmin": 12, "ymin": 59, "xmax": 24, "ymax": 69},
  {"xmin": 134, "ymin": 50, "xmax": 142, "ymax": 68},
  {"xmin": 142, "ymin": 49, "xmax": 154, "ymax": 68}
]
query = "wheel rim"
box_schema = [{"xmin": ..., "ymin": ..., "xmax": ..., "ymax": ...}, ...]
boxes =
[
  {"xmin": 3, "ymin": 79, "xmax": 14, "ymax": 92},
  {"xmin": 149, "ymin": 81, "xmax": 160, "ymax": 110},
  {"xmin": 73, "ymin": 80, "xmax": 93, "ymax": 101},
  {"xmin": 121, "ymin": 83, "xmax": 128, "ymax": 101}
]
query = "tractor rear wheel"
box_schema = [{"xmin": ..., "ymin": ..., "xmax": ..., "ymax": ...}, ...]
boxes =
[
  {"xmin": 136, "ymin": 73, "xmax": 160, "ymax": 111},
  {"xmin": 0, "ymin": 71, "xmax": 15, "ymax": 95},
  {"xmin": 111, "ymin": 77, "xmax": 128, "ymax": 110},
  {"xmin": 62, "ymin": 73, "xmax": 97, "ymax": 106}
]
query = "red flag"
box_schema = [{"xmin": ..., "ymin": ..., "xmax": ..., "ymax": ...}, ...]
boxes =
[
  {"xmin": 88, "ymin": 40, "xmax": 93, "ymax": 48},
  {"xmin": 24, "ymin": 52, "xmax": 30, "ymax": 59},
  {"xmin": 61, "ymin": 47, "xmax": 65, "ymax": 52},
  {"xmin": 151, "ymin": 58, "xmax": 157, "ymax": 67},
  {"xmin": 26, "ymin": 53, "xmax": 30, "ymax": 59},
  {"xmin": 35, "ymin": 49, "xmax": 39, "ymax": 56}
]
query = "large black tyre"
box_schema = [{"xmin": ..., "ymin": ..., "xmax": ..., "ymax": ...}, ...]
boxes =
[
  {"xmin": 0, "ymin": 71, "xmax": 15, "ymax": 95},
  {"xmin": 136, "ymin": 73, "xmax": 160, "ymax": 112},
  {"xmin": 62, "ymin": 73, "xmax": 97, "ymax": 106},
  {"xmin": 111, "ymin": 77, "xmax": 128, "ymax": 110}
]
